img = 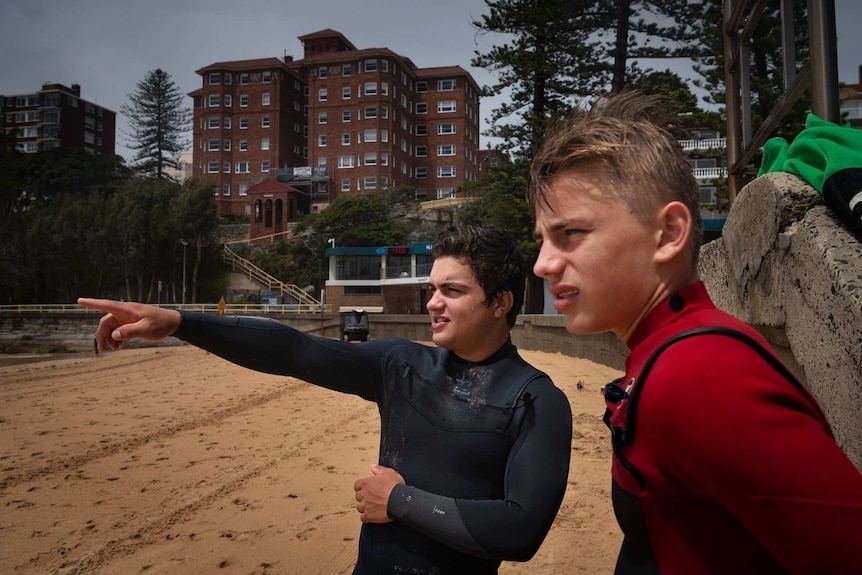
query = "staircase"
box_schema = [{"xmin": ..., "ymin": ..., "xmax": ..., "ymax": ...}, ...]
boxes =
[{"xmin": 222, "ymin": 245, "xmax": 321, "ymax": 307}]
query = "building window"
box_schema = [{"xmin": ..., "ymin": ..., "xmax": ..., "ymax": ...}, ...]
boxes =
[
  {"xmin": 223, "ymin": 139, "xmax": 231, "ymax": 151},
  {"xmin": 239, "ymin": 117, "xmax": 248, "ymax": 129},
  {"xmin": 224, "ymin": 117, "xmax": 232, "ymax": 129},
  {"xmin": 416, "ymin": 146, "xmax": 428, "ymax": 157},
  {"xmin": 416, "ymin": 103, "xmax": 427, "ymax": 114},
  {"xmin": 239, "ymin": 73, "xmax": 249, "ymax": 84},
  {"xmin": 438, "ymin": 101, "xmax": 456, "ymax": 113},
  {"xmin": 319, "ymin": 88, "xmax": 328, "ymax": 101},
  {"xmin": 343, "ymin": 64, "xmax": 352, "ymax": 76},
  {"xmin": 208, "ymin": 161, "xmax": 219, "ymax": 173},
  {"xmin": 364, "ymin": 59, "xmax": 378, "ymax": 72},
  {"xmin": 437, "ymin": 188, "xmax": 455, "ymax": 199},
  {"xmin": 364, "ymin": 152, "xmax": 377, "ymax": 165},
  {"xmin": 364, "ymin": 176, "xmax": 377, "ymax": 189},
  {"xmin": 319, "ymin": 66, "xmax": 328, "ymax": 78},
  {"xmin": 364, "ymin": 129, "xmax": 377, "ymax": 142},
  {"xmin": 318, "ymin": 135, "xmax": 327, "ymax": 147},
  {"xmin": 225, "ymin": 73, "xmax": 232, "ymax": 85},
  {"xmin": 208, "ymin": 117, "xmax": 220, "ymax": 129},
  {"xmin": 262, "ymin": 160, "xmax": 270, "ymax": 173},
  {"xmin": 438, "ymin": 79, "xmax": 456, "ymax": 91},
  {"xmin": 364, "ymin": 82, "xmax": 377, "ymax": 96},
  {"xmin": 262, "ymin": 71, "xmax": 272, "ymax": 83},
  {"xmin": 438, "ymin": 144, "xmax": 456, "ymax": 156},
  {"xmin": 381, "ymin": 153, "xmax": 388, "ymax": 166},
  {"xmin": 343, "ymin": 110, "xmax": 352, "ymax": 122},
  {"xmin": 239, "ymin": 139, "xmax": 248, "ymax": 151},
  {"xmin": 239, "ymin": 183, "xmax": 249, "ymax": 196},
  {"xmin": 261, "ymin": 137, "xmax": 270, "ymax": 150},
  {"xmin": 416, "ymin": 81, "xmax": 427, "ymax": 93},
  {"xmin": 341, "ymin": 179, "xmax": 351, "ymax": 192},
  {"xmin": 438, "ymin": 123, "xmax": 456, "ymax": 135},
  {"xmin": 223, "ymin": 161, "xmax": 231, "ymax": 173},
  {"xmin": 342, "ymin": 133, "xmax": 351, "ymax": 145},
  {"xmin": 262, "ymin": 116, "xmax": 270, "ymax": 128},
  {"xmin": 239, "ymin": 94, "xmax": 248, "ymax": 107},
  {"xmin": 438, "ymin": 166, "xmax": 456, "ymax": 178},
  {"xmin": 208, "ymin": 72, "xmax": 221, "ymax": 85},
  {"xmin": 416, "ymin": 167, "xmax": 428, "ymax": 179},
  {"xmin": 262, "ymin": 93, "xmax": 271, "ymax": 106},
  {"xmin": 700, "ymin": 186, "xmax": 717, "ymax": 204},
  {"xmin": 343, "ymin": 86, "xmax": 352, "ymax": 99},
  {"xmin": 208, "ymin": 139, "xmax": 219, "ymax": 151},
  {"xmin": 381, "ymin": 106, "xmax": 388, "ymax": 119},
  {"xmin": 381, "ymin": 60, "xmax": 389, "ymax": 72},
  {"xmin": 319, "ymin": 111, "xmax": 328, "ymax": 124},
  {"xmin": 224, "ymin": 94, "xmax": 232, "ymax": 107},
  {"xmin": 223, "ymin": 184, "xmax": 231, "ymax": 196},
  {"xmin": 381, "ymin": 129, "xmax": 388, "ymax": 142},
  {"xmin": 235, "ymin": 161, "xmax": 250, "ymax": 173},
  {"xmin": 208, "ymin": 94, "xmax": 220, "ymax": 107},
  {"xmin": 416, "ymin": 125, "xmax": 427, "ymax": 136},
  {"xmin": 364, "ymin": 106, "xmax": 377, "ymax": 118},
  {"xmin": 338, "ymin": 155, "xmax": 354, "ymax": 168}
]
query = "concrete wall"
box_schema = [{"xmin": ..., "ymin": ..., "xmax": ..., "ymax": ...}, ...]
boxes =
[{"xmin": 699, "ymin": 172, "xmax": 862, "ymax": 470}]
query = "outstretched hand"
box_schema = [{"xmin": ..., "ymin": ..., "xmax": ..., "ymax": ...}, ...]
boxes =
[
  {"xmin": 77, "ymin": 298, "xmax": 182, "ymax": 352},
  {"xmin": 353, "ymin": 464, "xmax": 405, "ymax": 524}
]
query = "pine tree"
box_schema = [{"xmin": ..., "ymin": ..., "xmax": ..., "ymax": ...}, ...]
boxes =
[
  {"xmin": 471, "ymin": 0, "xmax": 609, "ymax": 161},
  {"xmin": 121, "ymin": 69, "xmax": 191, "ymax": 179}
]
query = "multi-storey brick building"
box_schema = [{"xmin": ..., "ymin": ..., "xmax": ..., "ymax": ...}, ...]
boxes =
[
  {"xmin": 188, "ymin": 58, "xmax": 308, "ymax": 218},
  {"xmin": 190, "ymin": 29, "xmax": 482, "ymax": 221},
  {"xmin": 1, "ymin": 83, "xmax": 115, "ymax": 155}
]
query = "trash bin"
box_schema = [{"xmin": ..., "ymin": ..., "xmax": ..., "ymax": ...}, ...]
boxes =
[{"xmin": 340, "ymin": 308, "xmax": 369, "ymax": 342}]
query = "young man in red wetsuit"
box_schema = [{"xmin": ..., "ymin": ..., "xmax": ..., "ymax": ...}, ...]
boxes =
[{"xmin": 528, "ymin": 92, "xmax": 862, "ymax": 574}]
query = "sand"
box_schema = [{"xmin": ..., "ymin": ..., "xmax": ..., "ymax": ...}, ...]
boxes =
[{"xmin": 0, "ymin": 344, "xmax": 623, "ymax": 574}]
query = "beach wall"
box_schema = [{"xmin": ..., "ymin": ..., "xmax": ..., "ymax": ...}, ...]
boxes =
[{"xmin": 699, "ymin": 172, "xmax": 862, "ymax": 471}]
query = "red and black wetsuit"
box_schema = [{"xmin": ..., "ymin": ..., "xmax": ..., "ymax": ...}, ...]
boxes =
[
  {"xmin": 173, "ymin": 312, "xmax": 572, "ymax": 575},
  {"xmin": 605, "ymin": 282, "xmax": 862, "ymax": 574}
]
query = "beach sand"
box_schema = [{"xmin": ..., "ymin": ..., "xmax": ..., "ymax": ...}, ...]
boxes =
[{"xmin": 0, "ymin": 344, "xmax": 623, "ymax": 574}]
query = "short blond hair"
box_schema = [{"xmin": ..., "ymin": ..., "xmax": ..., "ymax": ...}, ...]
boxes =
[{"xmin": 528, "ymin": 92, "xmax": 704, "ymax": 263}]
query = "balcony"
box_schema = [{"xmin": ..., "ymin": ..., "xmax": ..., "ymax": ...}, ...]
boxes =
[
  {"xmin": 679, "ymin": 137, "xmax": 727, "ymax": 151},
  {"xmin": 693, "ymin": 167, "xmax": 728, "ymax": 180}
]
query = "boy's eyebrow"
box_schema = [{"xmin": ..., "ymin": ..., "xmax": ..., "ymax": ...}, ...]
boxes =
[
  {"xmin": 428, "ymin": 280, "xmax": 469, "ymax": 290},
  {"xmin": 533, "ymin": 218, "xmax": 573, "ymax": 240}
]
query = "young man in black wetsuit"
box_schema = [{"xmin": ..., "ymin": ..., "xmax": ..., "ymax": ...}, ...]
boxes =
[{"xmin": 79, "ymin": 224, "xmax": 573, "ymax": 575}]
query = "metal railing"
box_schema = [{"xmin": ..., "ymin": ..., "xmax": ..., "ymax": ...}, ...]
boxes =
[
  {"xmin": 0, "ymin": 303, "xmax": 331, "ymax": 315},
  {"xmin": 723, "ymin": 0, "xmax": 839, "ymax": 206},
  {"xmin": 222, "ymin": 245, "xmax": 321, "ymax": 307}
]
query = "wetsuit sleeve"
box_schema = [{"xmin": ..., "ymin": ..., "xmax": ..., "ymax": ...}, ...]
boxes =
[
  {"xmin": 172, "ymin": 311, "xmax": 391, "ymax": 401},
  {"xmin": 386, "ymin": 379, "xmax": 572, "ymax": 561},
  {"xmin": 645, "ymin": 338, "xmax": 862, "ymax": 573}
]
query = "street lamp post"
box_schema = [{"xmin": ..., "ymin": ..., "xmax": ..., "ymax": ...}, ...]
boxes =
[{"xmin": 179, "ymin": 239, "xmax": 189, "ymax": 305}]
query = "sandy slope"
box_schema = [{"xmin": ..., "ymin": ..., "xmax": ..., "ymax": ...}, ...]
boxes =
[{"xmin": 0, "ymin": 345, "xmax": 623, "ymax": 574}]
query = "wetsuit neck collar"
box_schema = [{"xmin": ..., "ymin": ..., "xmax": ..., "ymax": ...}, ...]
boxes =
[{"xmin": 627, "ymin": 282, "xmax": 710, "ymax": 350}]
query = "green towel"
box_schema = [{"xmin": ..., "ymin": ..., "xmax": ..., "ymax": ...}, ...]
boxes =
[{"xmin": 758, "ymin": 113, "xmax": 862, "ymax": 233}]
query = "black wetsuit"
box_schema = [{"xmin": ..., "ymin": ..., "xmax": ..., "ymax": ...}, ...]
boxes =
[{"xmin": 174, "ymin": 312, "xmax": 573, "ymax": 575}]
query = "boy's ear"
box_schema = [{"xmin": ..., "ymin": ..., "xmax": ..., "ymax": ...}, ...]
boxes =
[
  {"xmin": 494, "ymin": 290, "xmax": 514, "ymax": 318},
  {"xmin": 654, "ymin": 201, "xmax": 692, "ymax": 263}
]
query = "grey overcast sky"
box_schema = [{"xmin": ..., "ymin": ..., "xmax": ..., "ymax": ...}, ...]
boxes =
[{"xmin": 2, "ymin": 0, "xmax": 861, "ymax": 161}]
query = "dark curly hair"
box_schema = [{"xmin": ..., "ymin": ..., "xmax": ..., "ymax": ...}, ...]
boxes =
[{"xmin": 431, "ymin": 224, "xmax": 526, "ymax": 327}]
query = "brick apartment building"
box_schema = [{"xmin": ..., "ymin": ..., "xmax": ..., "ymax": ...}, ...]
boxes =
[
  {"xmin": 190, "ymin": 29, "xmax": 482, "ymax": 222},
  {"xmin": 1, "ymin": 83, "xmax": 116, "ymax": 155}
]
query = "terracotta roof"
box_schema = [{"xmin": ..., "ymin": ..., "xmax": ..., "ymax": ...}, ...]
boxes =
[
  {"xmin": 195, "ymin": 58, "xmax": 286, "ymax": 75},
  {"xmin": 247, "ymin": 179, "xmax": 305, "ymax": 195},
  {"xmin": 297, "ymin": 29, "xmax": 358, "ymax": 50}
]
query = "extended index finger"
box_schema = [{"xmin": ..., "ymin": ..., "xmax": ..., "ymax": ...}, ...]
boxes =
[{"xmin": 77, "ymin": 297, "xmax": 126, "ymax": 315}]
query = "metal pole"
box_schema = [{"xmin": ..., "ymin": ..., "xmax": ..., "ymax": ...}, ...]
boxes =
[
  {"xmin": 723, "ymin": 0, "xmax": 743, "ymax": 206},
  {"xmin": 180, "ymin": 239, "xmax": 189, "ymax": 305},
  {"xmin": 808, "ymin": 0, "xmax": 840, "ymax": 123}
]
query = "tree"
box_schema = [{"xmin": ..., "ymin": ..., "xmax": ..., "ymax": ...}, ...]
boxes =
[
  {"xmin": 602, "ymin": 0, "xmax": 706, "ymax": 93},
  {"xmin": 472, "ymin": 0, "xmax": 608, "ymax": 160},
  {"xmin": 173, "ymin": 179, "xmax": 218, "ymax": 304},
  {"xmin": 121, "ymin": 69, "xmax": 191, "ymax": 180}
]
